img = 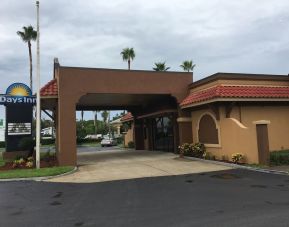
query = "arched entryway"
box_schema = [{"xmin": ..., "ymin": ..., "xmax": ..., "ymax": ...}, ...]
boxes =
[{"xmin": 41, "ymin": 61, "xmax": 192, "ymax": 166}]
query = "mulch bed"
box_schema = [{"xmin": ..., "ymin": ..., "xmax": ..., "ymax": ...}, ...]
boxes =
[{"xmin": 0, "ymin": 157, "xmax": 58, "ymax": 171}]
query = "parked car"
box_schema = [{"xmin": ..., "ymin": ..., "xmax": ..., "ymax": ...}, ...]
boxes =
[
  {"xmin": 85, "ymin": 134, "xmax": 103, "ymax": 139},
  {"xmin": 100, "ymin": 135, "xmax": 117, "ymax": 147}
]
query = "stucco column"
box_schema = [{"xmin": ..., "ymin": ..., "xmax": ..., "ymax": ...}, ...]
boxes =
[
  {"xmin": 53, "ymin": 105, "xmax": 59, "ymax": 156},
  {"xmin": 134, "ymin": 119, "xmax": 144, "ymax": 150},
  {"xmin": 117, "ymin": 125, "xmax": 121, "ymax": 135},
  {"xmin": 57, "ymin": 99, "xmax": 77, "ymax": 166},
  {"xmin": 177, "ymin": 109, "xmax": 193, "ymax": 146}
]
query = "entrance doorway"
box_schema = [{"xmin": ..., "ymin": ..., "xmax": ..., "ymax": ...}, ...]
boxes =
[
  {"xmin": 256, "ymin": 124, "xmax": 270, "ymax": 165},
  {"xmin": 152, "ymin": 115, "xmax": 175, "ymax": 152}
]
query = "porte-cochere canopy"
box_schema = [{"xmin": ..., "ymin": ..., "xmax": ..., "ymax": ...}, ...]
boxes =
[{"xmin": 40, "ymin": 59, "xmax": 193, "ymax": 166}]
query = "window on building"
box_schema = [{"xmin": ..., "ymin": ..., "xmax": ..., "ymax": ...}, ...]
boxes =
[{"xmin": 198, "ymin": 114, "xmax": 219, "ymax": 144}]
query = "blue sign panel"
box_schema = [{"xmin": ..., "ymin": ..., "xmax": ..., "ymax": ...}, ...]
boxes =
[{"xmin": 0, "ymin": 83, "xmax": 36, "ymax": 105}]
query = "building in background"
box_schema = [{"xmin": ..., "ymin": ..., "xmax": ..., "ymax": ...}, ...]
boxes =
[{"xmin": 41, "ymin": 127, "xmax": 55, "ymax": 139}]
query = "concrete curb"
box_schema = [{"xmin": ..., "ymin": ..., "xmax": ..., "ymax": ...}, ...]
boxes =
[
  {"xmin": 184, "ymin": 156, "xmax": 289, "ymax": 176},
  {"xmin": 0, "ymin": 166, "xmax": 78, "ymax": 182}
]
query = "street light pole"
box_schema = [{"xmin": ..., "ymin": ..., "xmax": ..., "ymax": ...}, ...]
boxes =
[{"xmin": 35, "ymin": 1, "xmax": 41, "ymax": 169}]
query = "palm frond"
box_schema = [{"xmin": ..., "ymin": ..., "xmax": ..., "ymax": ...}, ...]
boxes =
[
  {"xmin": 153, "ymin": 62, "xmax": 170, "ymax": 71},
  {"xmin": 17, "ymin": 25, "xmax": 37, "ymax": 42}
]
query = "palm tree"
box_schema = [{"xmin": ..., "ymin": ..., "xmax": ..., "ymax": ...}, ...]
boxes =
[
  {"xmin": 81, "ymin": 111, "xmax": 84, "ymax": 128},
  {"xmin": 93, "ymin": 111, "xmax": 99, "ymax": 135},
  {"xmin": 17, "ymin": 25, "xmax": 37, "ymax": 91},
  {"xmin": 101, "ymin": 111, "xmax": 109, "ymax": 124},
  {"xmin": 120, "ymin": 48, "xmax": 135, "ymax": 70},
  {"xmin": 153, "ymin": 62, "xmax": 170, "ymax": 71},
  {"xmin": 180, "ymin": 60, "xmax": 196, "ymax": 72}
]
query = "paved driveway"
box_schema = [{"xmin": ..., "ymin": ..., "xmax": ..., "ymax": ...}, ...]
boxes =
[
  {"xmin": 47, "ymin": 148, "xmax": 232, "ymax": 183},
  {"xmin": 1, "ymin": 169, "xmax": 289, "ymax": 226}
]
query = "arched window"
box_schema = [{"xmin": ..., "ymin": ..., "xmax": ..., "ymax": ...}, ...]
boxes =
[{"xmin": 198, "ymin": 114, "xmax": 219, "ymax": 144}]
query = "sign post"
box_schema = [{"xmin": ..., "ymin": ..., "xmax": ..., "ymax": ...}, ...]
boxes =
[
  {"xmin": 0, "ymin": 83, "xmax": 35, "ymax": 159},
  {"xmin": 35, "ymin": 0, "xmax": 41, "ymax": 169}
]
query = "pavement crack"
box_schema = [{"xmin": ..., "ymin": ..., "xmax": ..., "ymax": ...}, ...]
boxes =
[{"xmin": 140, "ymin": 162, "xmax": 174, "ymax": 175}]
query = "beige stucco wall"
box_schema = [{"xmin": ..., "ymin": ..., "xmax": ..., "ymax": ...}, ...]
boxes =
[
  {"xmin": 191, "ymin": 105, "xmax": 289, "ymax": 164},
  {"xmin": 124, "ymin": 123, "xmax": 134, "ymax": 147}
]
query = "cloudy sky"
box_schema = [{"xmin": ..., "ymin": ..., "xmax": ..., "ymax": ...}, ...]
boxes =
[{"xmin": 0, "ymin": 0, "xmax": 289, "ymax": 120}]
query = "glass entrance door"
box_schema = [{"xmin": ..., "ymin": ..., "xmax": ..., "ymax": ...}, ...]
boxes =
[{"xmin": 152, "ymin": 115, "xmax": 174, "ymax": 152}]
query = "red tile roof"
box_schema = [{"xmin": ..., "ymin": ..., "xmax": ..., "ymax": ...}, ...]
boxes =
[
  {"xmin": 40, "ymin": 79, "xmax": 58, "ymax": 97},
  {"xmin": 121, "ymin": 112, "xmax": 134, "ymax": 122},
  {"xmin": 181, "ymin": 85, "xmax": 289, "ymax": 107}
]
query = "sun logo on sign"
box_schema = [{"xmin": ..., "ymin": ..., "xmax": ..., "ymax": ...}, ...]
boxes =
[{"xmin": 6, "ymin": 83, "xmax": 32, "ymax": 96}]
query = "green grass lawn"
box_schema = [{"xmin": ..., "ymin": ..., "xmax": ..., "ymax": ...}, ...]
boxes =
[{"xmin": 0, "ymin": 166, "xmax": 74, "ymax": 179}]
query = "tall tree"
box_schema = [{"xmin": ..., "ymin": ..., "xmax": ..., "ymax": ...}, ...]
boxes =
[
  {"xmin": 93, "ymin": 111, "xmax": 99, "ymax": 134},
  {"xmin": 120, "ymin": 47, "xmax": 135, "ymax": 70},
  {"xmin": 101, "ymin": 111, "xmax": 109, "ymax": 124},
  {"xmin": 153, "ymin": 62, "xmax": 170, "ymax": 71},
  {"xmin": 17, "ymin": 25, "xmax": 37, "ymax": 91},
  {"xmin": 81, "ymin": 111, "xmax": 84, "ymax": 129},
  {"xmin": 180, "ymin": 60, "xmax": 196, "ymax": 72}
]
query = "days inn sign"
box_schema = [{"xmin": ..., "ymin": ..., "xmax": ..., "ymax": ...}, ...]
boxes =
[{"xmin": 0, "ymin": 83, "xmax": 36, "ymax": 105}]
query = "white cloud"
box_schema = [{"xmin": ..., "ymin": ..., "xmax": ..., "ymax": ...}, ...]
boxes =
[{"xmin": 0, "ymin": 0, "xmax": 289, "ymax": 118}]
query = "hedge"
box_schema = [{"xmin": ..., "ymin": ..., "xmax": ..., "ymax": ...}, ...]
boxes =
[
  {"xmin": 270, "ymin": 150, "xmax": 289, "ymax": 165},
  {"xmin": 0, "ymin": 141, "xmax": 5, "ymax": 148}
]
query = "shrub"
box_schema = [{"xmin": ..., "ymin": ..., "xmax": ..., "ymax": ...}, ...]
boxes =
[
  {"xmin": 12, "ymin": 158, "xmax": 26, "ymax": 168},
  {"xmin": 116, "ymin": 137, "xmax": 124, "ymax": 144},
  {"xmin": 12, "ymin": 156, "xmax": 35, "ymax": 169},
  {"xmin": 232, "ymin": 153, "xmax": 244, "ymax": 164},
  {"xmin": 270, "ymin": 151, "xmax": 289, "ymax": 165},
  {"xmin": 26, "ymin": 161, "xmax": 34, "ymax": 168},
  {"xmin": 18, "ymin": 137, "xmax": 35, "ymax": 151},
  {"xmin": 0, "ymin": 141, "xmax": 5, "ymax": 148},
  {"xmin": 179, "ymin": 143, "xmax": 206, "ymax": 158},
  {"xmin": 128, "ymin": 141, "xmax": 135, "ymax": 148},
  {"xmin": 179, "ymin": 143, "xmax": 191, "ymax": 155},
  {"xmin": 191, "ymin": 143, "xmax": 206, "ymax": 158}
]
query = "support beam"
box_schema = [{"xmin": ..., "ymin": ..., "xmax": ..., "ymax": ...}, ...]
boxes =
[
  {"xmin": 177, "ymin": 109, "xmax": 192, "ymax": 149},
  {"xmin": 43, "ymin": 109, "xmax": 55, "ymax": 121}
]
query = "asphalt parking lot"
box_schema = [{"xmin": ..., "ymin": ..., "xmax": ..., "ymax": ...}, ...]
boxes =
[{"xmin": 1, "ymin": 168, "xmax": 289, "ymax": 227}]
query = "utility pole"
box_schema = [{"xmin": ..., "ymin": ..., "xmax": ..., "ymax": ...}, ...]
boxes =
[
  {"xmin": 35, "ymin": 0, "xmax": 41, "ymax": 169},
  {"xmin": 108, "ymin": 111, "xmax": 111, "ymax": 138}
]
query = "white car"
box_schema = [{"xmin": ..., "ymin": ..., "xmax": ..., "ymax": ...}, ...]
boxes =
[
  {"xmin": 100, "ymin": 135, "xmax": 117, "ymax": 147},
  {"xmin": 85, "ymin": 134, "xmax": 103, "ymax": 139}
]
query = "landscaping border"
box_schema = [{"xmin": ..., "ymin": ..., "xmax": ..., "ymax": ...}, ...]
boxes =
[
  {"xmin": 184, "ymin": 156, "xmax": 289, "ymax": 176},
  {"xmin": 0, "ymin": 166, "xmax": 77, "ymax": 182}
]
